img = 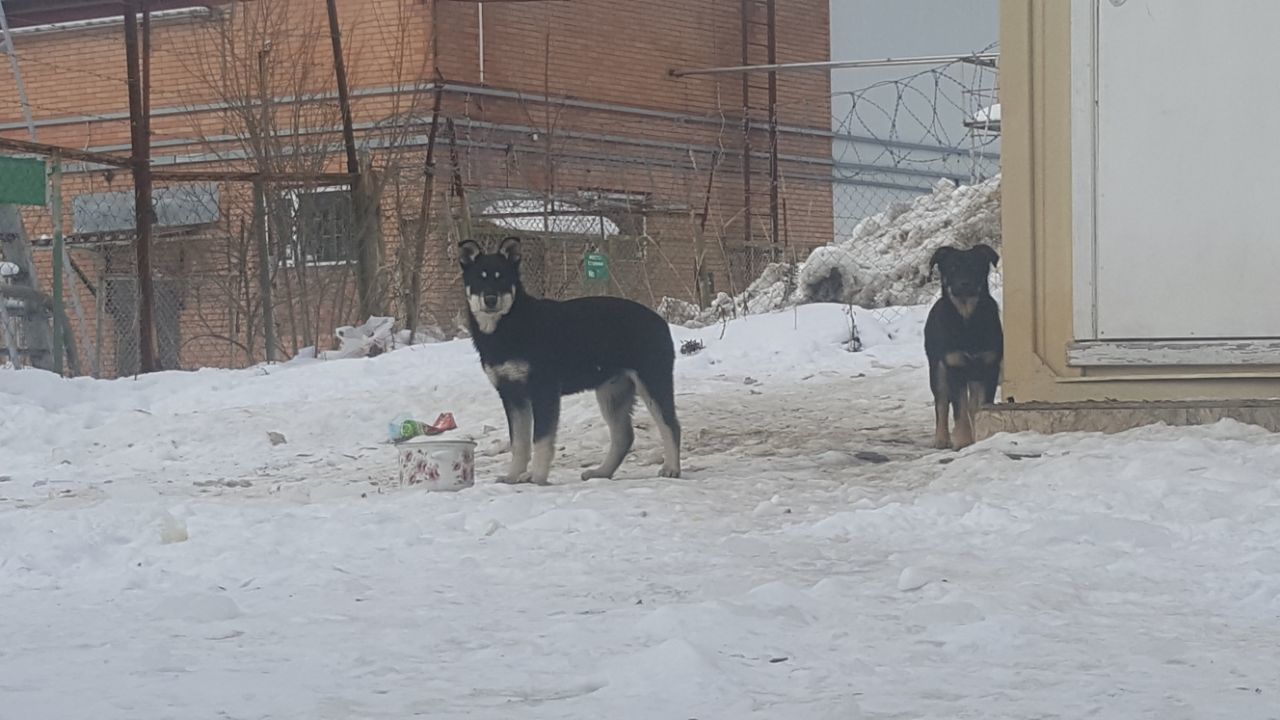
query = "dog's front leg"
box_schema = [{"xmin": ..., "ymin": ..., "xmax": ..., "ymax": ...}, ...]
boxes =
[
  {"xmin": 947, "ymin": 366, "xmax": 975, "ymax": 450},
  {"xmin": 524, "ymin": 391, "xmax": 561, "ymax": 486},
  {"xmin": 499, "ymin": 393, "xmax": 533, "ymax": 483},
  {"xmin": 931, "ymin": 360, "xmax": 951, "ymax": 449}
]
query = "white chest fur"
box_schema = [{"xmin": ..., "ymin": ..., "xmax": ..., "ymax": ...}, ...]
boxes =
[
  {"xmin": 473, "ymin": 312, "xmax": 502, "ymax": 334},
  {"xmin": 483, "ymin": 360, "xmax": 531, "ymax": 387}
]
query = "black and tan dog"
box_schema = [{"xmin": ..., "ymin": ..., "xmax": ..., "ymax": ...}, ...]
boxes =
[
  {"xmin": 924, "ymin": 244, "xmax": 1002, "ymax": 450},
  {"xmin": 459, "ymin": 236, "xmax": 682, "ymax": 485}
]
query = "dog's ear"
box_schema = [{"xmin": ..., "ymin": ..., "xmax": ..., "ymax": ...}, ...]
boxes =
[
  {"xmin": 458, "ymin": 239, "xmax": 482, "ymax": 268},
  {"xmin": 498, "ymin": 236, "xmax": 522, "ymax": 265},
  {"xmin": 973, "ymin": 243, "xmax": 1000, "ymax": 269},
  {"xmin": 928, "ymin": 246, "xmax": 955, "ymax": 279}
]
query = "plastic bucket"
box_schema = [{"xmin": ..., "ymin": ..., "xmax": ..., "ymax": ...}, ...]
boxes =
[{"xmin": 396, "ymin": 438, "xmax": 476, "ymax": 491}]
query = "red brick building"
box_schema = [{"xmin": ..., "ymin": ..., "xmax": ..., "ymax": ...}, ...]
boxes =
[{"xmin": 0, "ymin": 0, "xmax": 832, "ymax": 375}]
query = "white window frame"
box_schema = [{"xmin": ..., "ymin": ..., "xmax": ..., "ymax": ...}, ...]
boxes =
[{"xmin": 277, "ymin": 185, "xmax": 357, "ymax": 268}]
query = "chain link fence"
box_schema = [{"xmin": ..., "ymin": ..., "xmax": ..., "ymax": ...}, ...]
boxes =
[
  {"xmin": 0, "ymin": 52, "xmax": 1000, "ymax": 376},
  {"xmin": 656, "ymin": 55, "xmax": 1002, "ymax": 329},
  {"xmin": 823, "ymin": 53, "xmax": 1002, "ymax": 322},
  {"xmin": 14, "ymin": 170, "xmax": 242, "ymax": 377},
  {"xmin": 3, "ymin": 162, "xmax": 375, "ymax": 377}
]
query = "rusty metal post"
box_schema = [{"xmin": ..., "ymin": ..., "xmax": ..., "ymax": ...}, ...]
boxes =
[
  {"xmin": 255, "ymin": 47, "xmax": 277, "ymax": 362},
  {"xmin": 123, "ymin": 0, "xmax": 156, "ymax": 373},
  {"xmin": 325, "ymin": 0, "xmax": 381, "ymax": 319},
  {"xmin": 765, "ymin": 0, "xmax": 780, "ymax": 258},
  {"xmin": 253, "ymin": 177, "xmax": 276, "ymax": 362},
  {"xmin": 325, "ymin": 0, "xmax": 360, "ymax": 181},
  {"xmin": 50, "ymin": 154, "xmax": 63, "ymax": 374},
  {"xmin": 738, "ymin": 0, "xmax": 753, "ymax": 249}
]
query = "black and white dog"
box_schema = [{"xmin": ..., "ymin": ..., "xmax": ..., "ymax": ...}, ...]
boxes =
[
  {"xmin": 459, "ymin": 236, "xmax": 682, "ymax": 485},
  {"xmin": 924, "ymin": 244, "xmax": 1003, "ymax": 450}
]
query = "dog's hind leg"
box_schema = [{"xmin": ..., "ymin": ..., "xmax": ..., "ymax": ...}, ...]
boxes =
[
  {"xmin": 582, "ymin": 374, "xmax": 637, "ymax": 481},
  {"xmin": 499, "ymin": 394, "xmax": 533, "ymax": 483},
  {"xmin": 523, "ymin": 390, "xmax": 561, "ymax": 486},
  {"xmin": 635, "ymin": 369, "xmax": 682, "ymax": 478}
]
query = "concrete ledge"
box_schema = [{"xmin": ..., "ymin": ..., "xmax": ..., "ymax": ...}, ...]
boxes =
[{"xmin": 975, "ymin": 399, "xmax": 1280, "ymax": 439}]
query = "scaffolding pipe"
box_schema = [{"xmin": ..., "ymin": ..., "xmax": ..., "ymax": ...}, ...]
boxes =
[
  {"xmin": 0, "ymin": 0, "xmax": 35, "ymax": 140},
  {"xmin": 0, "ymin": 0, "xmax": 35, "ymax": 369},
  {"xmin": 764, "ymin": 0, "xmax": 779, "ymax": 255},
  {"xmin": 738, "ymin": 0, "xmax": 753, "ymax": 250},
  {"xmin": 0, "ymin": 81, "xmax": 1000, "ymax": 160},
  {"xmin": 0, "ymin": 136, "xmax": 130, "ymax": 167},
  {"xmin": 50, "ymin": 156, "xmax": 63, "ymax": 374},
  {"xmin": 124, "ymin": 0, "xmax": 158, "ymax": 373},
  {"xmin": 671, "ymin": 52, "xmax": 1000, "ymax": 78}
]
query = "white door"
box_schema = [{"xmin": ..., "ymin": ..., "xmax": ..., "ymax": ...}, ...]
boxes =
[{"xmin": 1081, "ymin": 0, "xmax": 1280, "ymax": 340}]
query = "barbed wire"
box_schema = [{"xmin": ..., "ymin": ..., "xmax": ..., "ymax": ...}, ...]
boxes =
[
  {"xmin": 662, "ymin": 49, "xmax": 1003, "ymax": 330},
  {"xmin": 834, "ymin": 43, "xmax": 1000, "ymax": 171}
]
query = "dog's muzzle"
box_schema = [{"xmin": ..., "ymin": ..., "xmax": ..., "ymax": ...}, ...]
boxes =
[{"xmin": 482, "ymin": 293, "xmax": 499, "ymax": 310}]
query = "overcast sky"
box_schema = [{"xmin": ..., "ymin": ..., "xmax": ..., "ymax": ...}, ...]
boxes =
[
  {"xmin": 825, "ymin": 1, "xmax": 999, "ymax": 232},
  {"xmin": 829, "ymin": 0, "xmax": 999, "ymax": 146}
]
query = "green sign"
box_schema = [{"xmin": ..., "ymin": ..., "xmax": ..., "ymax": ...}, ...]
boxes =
[
  {"xmin": 584, "ymin": 252, "xmax": 609, "ymax": 281},
  {"xmin": 0, "ymin": 156, "xmax": 47, "ymax": 206}
]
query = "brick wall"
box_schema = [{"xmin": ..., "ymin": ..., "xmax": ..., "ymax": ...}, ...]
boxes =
[{"xmin": 1, "ymin": 0, "xmax": 832, "ymax": 372}]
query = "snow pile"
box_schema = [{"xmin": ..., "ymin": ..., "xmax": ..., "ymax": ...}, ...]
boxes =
[
  {"xmin": 288, "ymin": 316, "xmax": 447, "ymax": 362},
  {"xmin": 659, "ymin": 175, "xmax": 1002, "ymax": 327},
  {"xmin": 798, "ymin": 175, "xmax": 1001, "ymax": 308},
  {"xmin": 658, "ymin": 263, "xmax": 795, "ymax": 328}
]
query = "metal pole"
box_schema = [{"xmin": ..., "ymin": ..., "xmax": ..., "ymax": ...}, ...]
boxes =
[
  {"xmin": 124, "ymin": 0, "xmax": 157, "ymax": 373},
  {"xmin": 765, "ymin": 0, "xmax": 779, "ymax": 256},
  {"xmin": 0, "ymin": 287, "xmax": 16, "ymax": 367},
  {"xmin": 256, "ymin": 47, "xmax": 276, "ymax": 362},
  {"xmin": 62, "ymin": 243, "xmax": 94, "ymax": 375},
  {"xmin": 93, "ymin": 270, "xmax": 103, "ymax": 378},
  {"xmin": 325, "ymin": 0, "xmax": 360, "ymax": 180},
  {"xmin": 50, "ymin": 155, "xmax": 63, "ymax": 374},
  {"xmin": 0, "ymin": 136, "xmax": 130, "ymax": 168},
  {"xmin": 477, "ymin": 2, "xmax": 485, "ymax": 84},
  {"xmin": 0, "ymin": 0, "xmax": 35, "ymax": 140},
  {"xmin": 326, "ymin": 0, "xmax": 375, "ymax": 318},
  {"xmin": 253, "ymin": 178, "xmax": 276, "ymax": 362},
  {"xmin": 738, "ymin": 0, "xmax": 752, "ymax": 249},
  {"xmin": 0, "ymin": 0, "xmax": 37, "ymax": 370},
  {"xmin": 142, "ymin": 0, "xmax": 151, "ymax": 133},
  {"xmin": 670, "ymin": 52, "xmax": 1001, "ymax": 78}
]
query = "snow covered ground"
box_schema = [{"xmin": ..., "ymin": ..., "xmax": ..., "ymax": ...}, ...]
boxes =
[{"xmin": 3, "ymin": 305, "xmax": 1279, "ymax": 719}]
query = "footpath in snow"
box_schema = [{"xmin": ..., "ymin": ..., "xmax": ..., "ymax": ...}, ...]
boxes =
[{"xmin": 2, "ymin": 304, "xmax": 1278, "ymax": 719}]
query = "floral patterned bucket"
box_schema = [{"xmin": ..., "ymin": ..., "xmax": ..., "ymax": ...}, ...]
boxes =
[{"xmin": 396, "ymin": 438, "xmax": 476, "ymax": 491}]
